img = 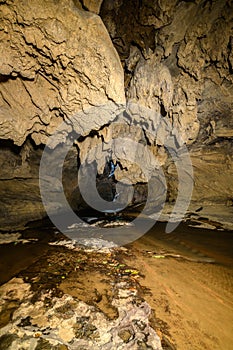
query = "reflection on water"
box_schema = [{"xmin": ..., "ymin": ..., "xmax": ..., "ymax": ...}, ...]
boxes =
[
  {"xmin": 0, "ymin": 215, "xmax": 232, "ymax": 350},
  {"xmin": 134, "ymin": 221, "xmax": 233, "ymax": 266},
  {"xmin": 0, "ymin": 215, "xmax": 232, "ymax": 286}
]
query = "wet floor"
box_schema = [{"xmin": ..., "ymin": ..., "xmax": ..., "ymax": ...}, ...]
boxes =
[
  {"xmin": 134, "ymin": 221, "xmax": 233, "ymax": 266},
  {"xmin": 0, "ymin": 222, "xmax": 233, "ymax": 283},
  {"xmin": 127, "ymin": 222, "xmax": 233, "ymax": 350},
  {"xmin": 0, "ymin": 218, "xmax": 233, "ymax": 284},
  {"xmin": 0, "ymin": 218, "xmax": 232, "ymax": 349}
]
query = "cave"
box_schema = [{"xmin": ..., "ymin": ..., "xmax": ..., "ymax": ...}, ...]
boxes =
[{"xmin": 0, "ymin": 0, "xmax": 232, "ymax": 349}]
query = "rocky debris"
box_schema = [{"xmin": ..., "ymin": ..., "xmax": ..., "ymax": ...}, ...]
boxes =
[
  {"xmin": 49, "ymin": 237, "xmax": 118, "ymax": 251},
  {"xmin": 0, "ymin": 283, "xmax": 162, "ymax": 349},
  {"xmin": 0, "ymin": 233, "xmax": 21, "ymax": 245},
  {"xmin": 0, "ymin": 232, "xmax": 38, "ymax": 245},
  {"xmin": 0, "ymin": 245, "xmax": 163, "ymax": 350}
]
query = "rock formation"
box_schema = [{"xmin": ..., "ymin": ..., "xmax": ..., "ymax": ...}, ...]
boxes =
[
  {"xmin": 0, "ymin": 0, "xmax": 125, "ymax": 229},
  {"xmin": 0, "ymin": 0, "xmax": 233, "ymax": 229},
  {"xmin": 100, "ymin": 0, "xmax": 233, "ymax": 219},
  {"xmin": 0, "ymin": 0, "xmax": 124, "ymax": 146}
]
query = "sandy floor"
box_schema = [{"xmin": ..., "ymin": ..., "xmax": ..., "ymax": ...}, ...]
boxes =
[{"xmin": 124, "ymin": 232, "xmax": 233, "ymax": 350}]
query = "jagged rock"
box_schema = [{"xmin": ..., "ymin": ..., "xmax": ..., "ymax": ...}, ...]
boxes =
[
  {"xmin": 0, "ymin": 278, "xmax": 163, "ymax": 350},
  {"xmin": 100, "ymin": 0, "xmax": 233, "ymax": 215},
  {"xmin": 0, "ymin": 0, "xmax": 125, "ymax": 228},
  {"xmin": 127, "ymin": 54, "xmax": 173, "ymax": 115},
  {"xmin": 166, "ymin": 141, "xmax": 233, "ymax": 205},
  {"xmin": 0, "ymin": 0, "xmax": 233, "ymax": 230},
  {"xmin": 190, "ymin": 143, "xmax": 233, "ymax": 204},
  {"xmin": 0, "ymin": 0, "xmax": 125, "ymax": 146},
  {"xmin": 100, "ymin": 0, "xmax": 177, "ymax": 60}
]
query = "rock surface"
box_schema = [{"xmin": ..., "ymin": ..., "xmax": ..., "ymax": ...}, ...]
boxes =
[
  {"xmin": 0, "ymin": 0, "xmax": 233, "ymax": 229},
  {"xmin": 100, "ymin": 0, "xmax": 233, "ymax": 217},
  {"xmin": 0, "ymin": 0, "xmax": 124, "ymax": 146},
  {"xmin": 0, "ymin": 280, "xmax": 162, "ymax": 349},
  {"xmin": 80, "ymin": 0, "xmax": 104, "ymax": 14},
  {"xmin": 0, "ymin": 243, "xmax": 163, "ymax": 350},
  {"xmin": 0, "ymin": 0, "xmax": 125, "ymax": 228}
]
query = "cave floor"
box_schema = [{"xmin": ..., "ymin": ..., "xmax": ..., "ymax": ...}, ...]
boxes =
[
  {"xmin": 0, "ymin": 221, "xmax": 232, "ymax": 350},
  {"xmin": 124, "ymin": 221, "xmax": 233, "ymax": 349}
]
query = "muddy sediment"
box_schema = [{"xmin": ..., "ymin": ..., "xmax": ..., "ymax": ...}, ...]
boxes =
[{"xmin": 0, "ymin": 221, "xmax": 232, "ymax": 349}]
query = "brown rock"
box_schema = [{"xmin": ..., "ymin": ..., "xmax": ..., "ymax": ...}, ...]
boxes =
[
  {"xmin": 0, "ymin": 0, "xmax": 125, "ymax": 146},
  {"xmin": 100, "ymin": 0, "xmax": 233, "ymax": 219},
  {"xmin": 1, "ymin": 0, "xmax": 233, "ymax": 230},
  {"xmin": 118, "ymin": 328, "xmax": 133, "ymax": 343},
  {"xmin": 0, "ymin": 0, "xmax": 125, "ymax": 228}
]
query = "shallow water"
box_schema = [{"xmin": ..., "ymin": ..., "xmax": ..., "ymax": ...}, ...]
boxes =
[
  {"xmin": 0, "ymin": 217, "xmax": 232, "ymax": 349},
  {"xmin": 135, "ymin": 221, "xmax": 233, "ymax": 266},
  {"xmin": 127, "ymin": 222, "xmax": 233, "ymax": 349},
  {"xmin": 0, "ymin": 218, "xmax": 232, "ymax": 285}
]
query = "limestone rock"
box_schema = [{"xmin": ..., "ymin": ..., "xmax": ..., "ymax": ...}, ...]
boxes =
[
  {"xmin": 190, "ymin": 143, "xmax": 233, "ymax": 204},
  {"xmin": 127, "ymin": 55, "xmax": 173, "ymax": 115},
  {"xmin": 100, "ymin": 0, "xmax": 233, "ymax": 216},
  {"xmin": 100, "ymin": 0, "xmax": 177, "ymax": 59},
  {"xmin": 166, "ymin": 141, "xmax": 233, "ymax": 205},
  {"xmin": 0, "ymin": 0, "xmax": 125, "ymax": 146},
  {"xmin": 177, "ymin": 1, "xmax": 232, "ymax": 81},
  {"xmin": 1, "ymin": 0, "xmax": 233, "ymax": 230},
  {"xmin": 0, "ymin": 0, "xmax": 125, "ymax": 229},
  {"xmin": 0, "ymin": 278, "xmax": 163, "ymax": 350}
]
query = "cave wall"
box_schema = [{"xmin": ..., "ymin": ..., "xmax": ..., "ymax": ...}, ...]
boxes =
[
  {"xmin": 0, "ymin": 0, "xmax": 125, "ymax": 229},
  {"xmin": 100, "ymin": 0, "xmax": 233, "ymax": 206},
  {"xmin": 0, "ymin": 0, "xmax": 233, "ymax": 229},
  {"xmin": 0, "ymin": 0, "xmax": 124, "ymax": 146}
]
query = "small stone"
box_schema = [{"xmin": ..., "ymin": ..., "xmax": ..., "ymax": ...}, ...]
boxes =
[
  {"xmin": 35, "ymin": 339, "xmax": 69, "ymax": 350},
  {"xmin": 133, "ymin": 319, "xmax": 147, "ymax": 331},
  {"xmin": 34, "ymin": 332, "xmax": 42, "ymax": 338},
  {"xmin": 118, "ymin": 329, "xmax": 133, "ymax": 343}
]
